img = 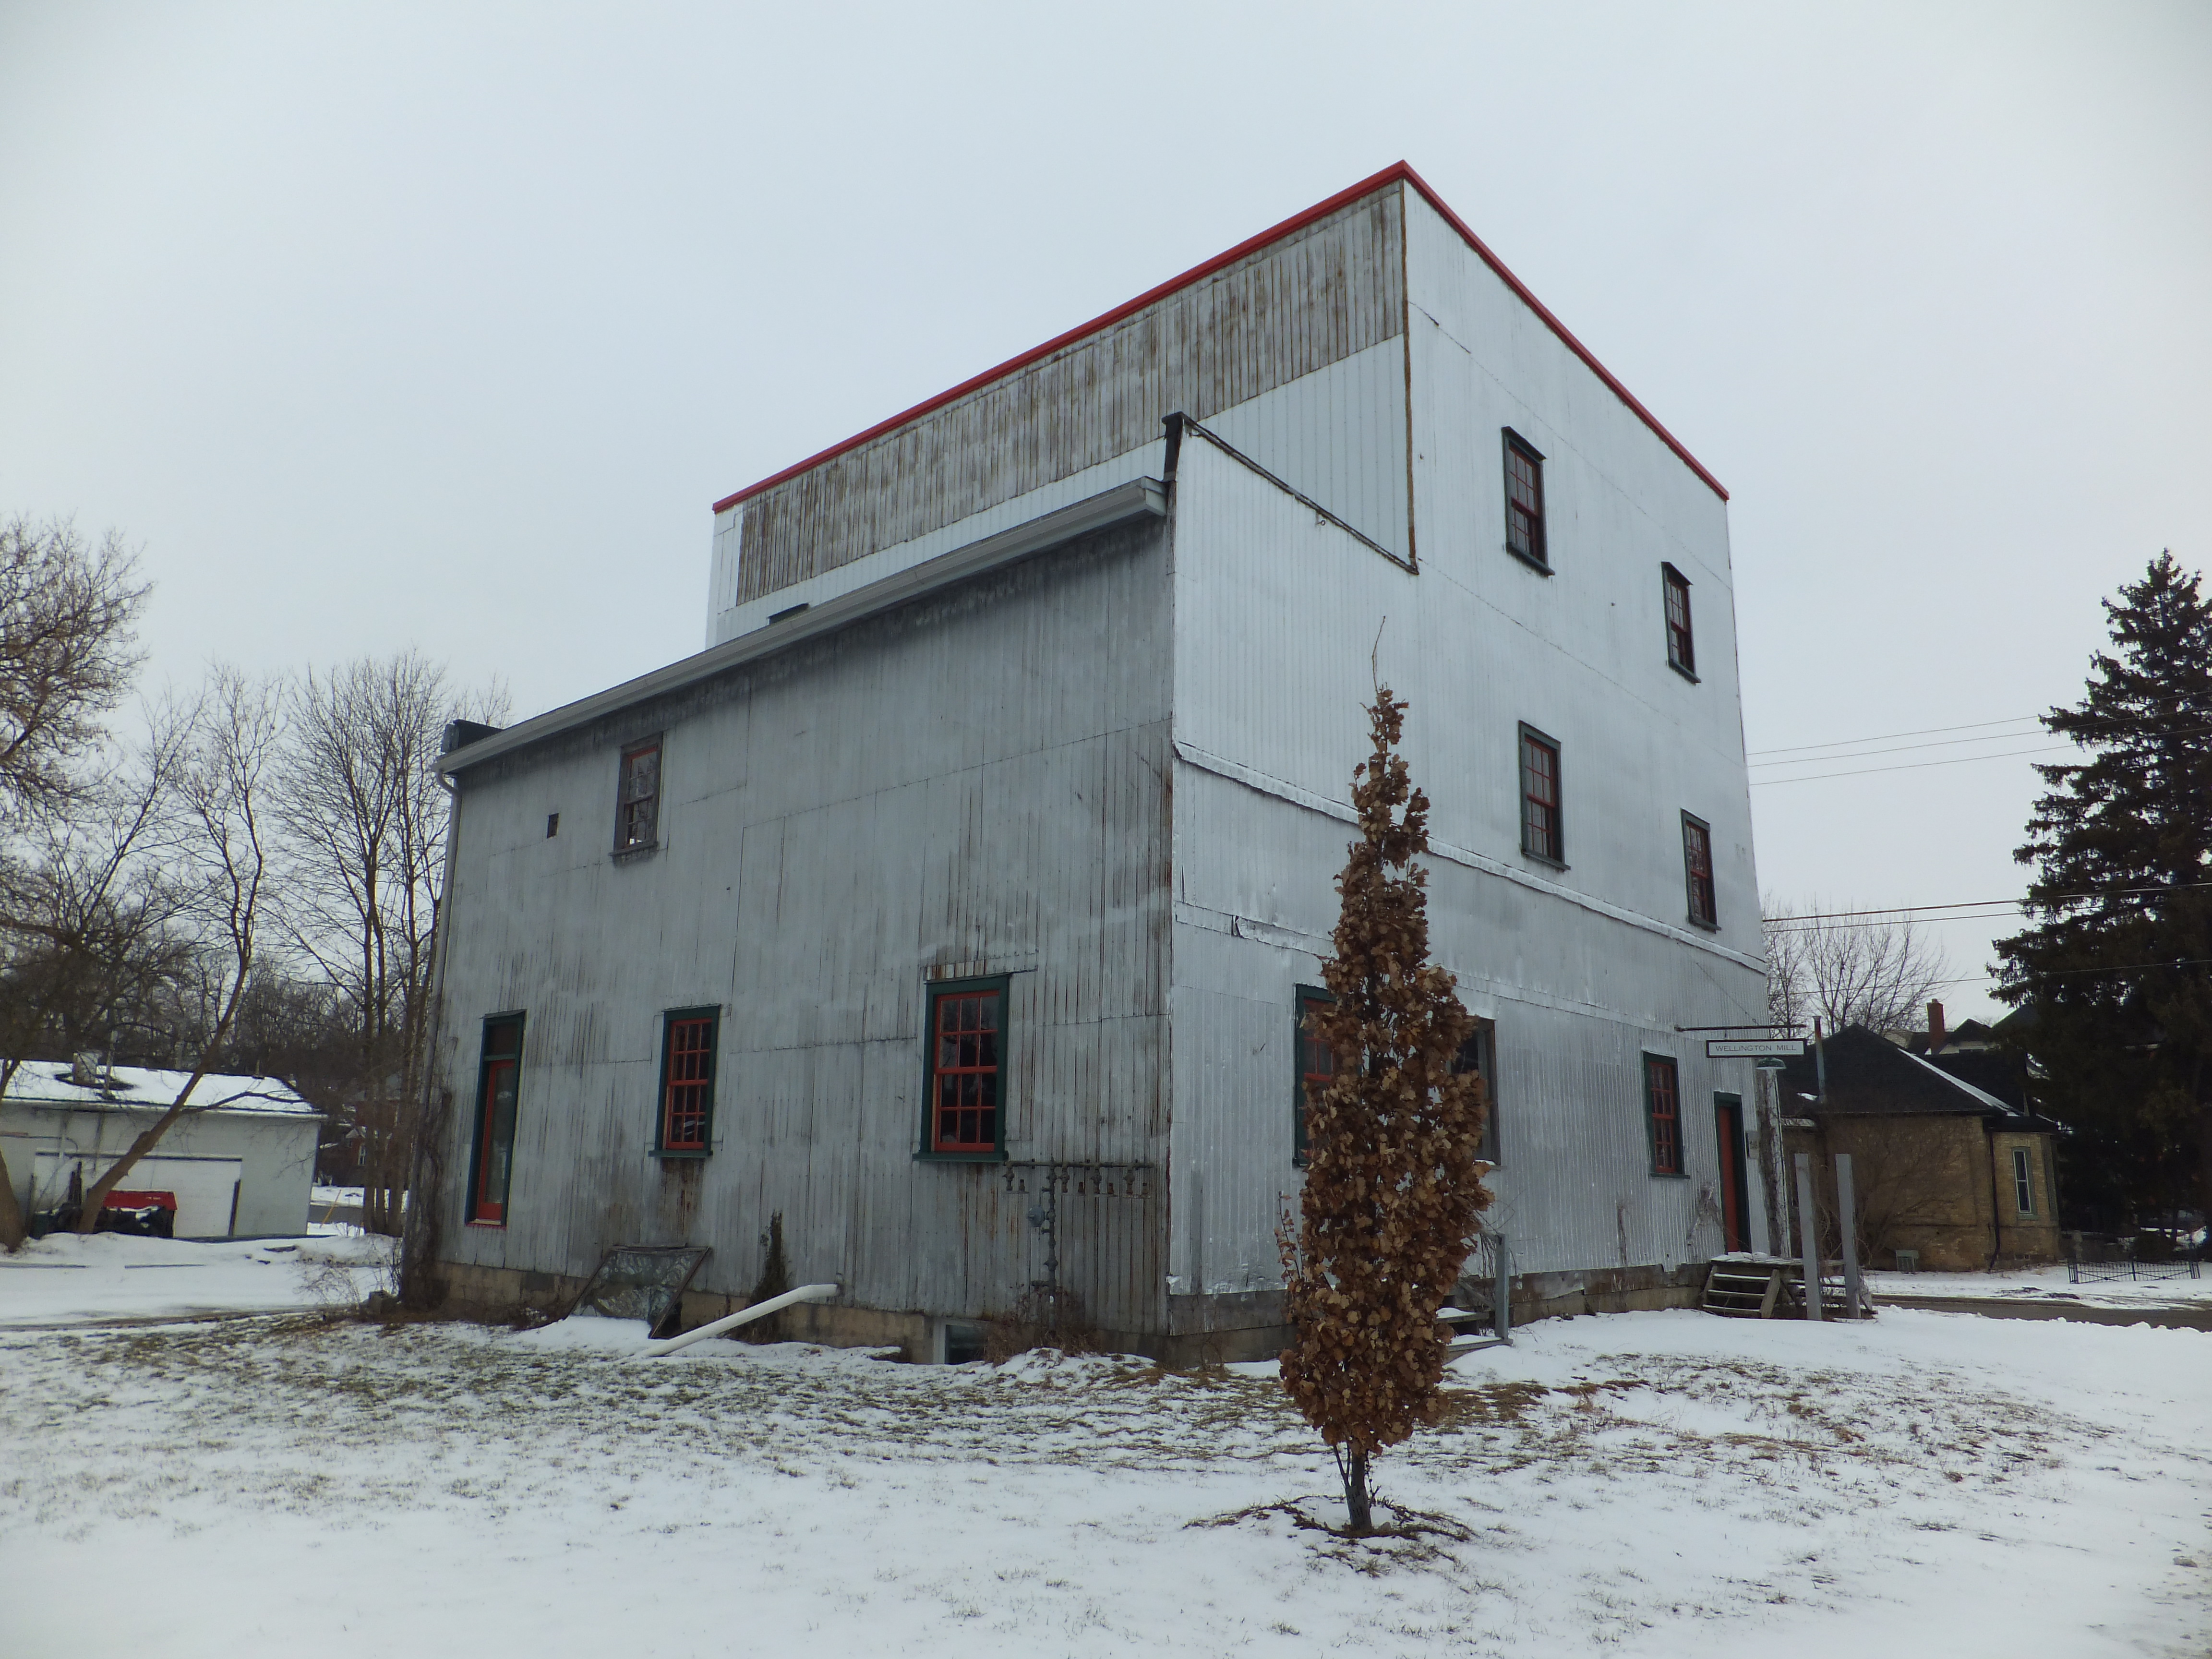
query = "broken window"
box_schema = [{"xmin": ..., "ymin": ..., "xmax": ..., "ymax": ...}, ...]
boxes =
[
  {"xmin": 1644, "ymin": 1054, "xmax": 1683, "ymax": 1176},
  {"xmin": 1682, "ymin": 812, "xmax": 1718, "ymax": 929},
  {"xmin": 1519, "ymin": 725, "xmax": 1563, "ymax": 865},
  {"xmin": 925, "ymin": 979, "xmax": 1006, "ymax": 1157},
  {"xmin": 1503, "ymin": 430, "xmax": 1548, "ymax": 567},
  {"xmin": 615, "ymin": 737, "xmax": 661, "ymax": 852},
  {"xmin": 658, "ymin": 1009, "xmax": 718, "ymax": 1155},
  {"xmin": 1662, "ymin": 564, "xmax": 1696, "ymax": 677}
]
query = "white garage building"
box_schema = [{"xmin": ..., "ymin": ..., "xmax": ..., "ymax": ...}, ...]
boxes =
[{"xmin": 1, "ymin": 1063, "xmax": 322, "ymax": 1238}]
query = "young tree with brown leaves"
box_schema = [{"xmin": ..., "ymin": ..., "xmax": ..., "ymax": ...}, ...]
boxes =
[{"xmin": 1279, "ymin": 688, "xmax": 1491, "ymax": 1535}]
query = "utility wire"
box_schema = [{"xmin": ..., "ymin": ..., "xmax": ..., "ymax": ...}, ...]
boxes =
[
  {"xmin": 1750, "ymin": 722, "xmax": 2212, "ymax": 771},
  {"xmin": 1930, "ymin": 957, "xmax": 2212, "ymax": 988},
  {"xmin": 1750, "ymin": 744, "xmax": 2073, "ymax": 785},
  {"xmin": 1746, "ymin": 714, "xmax": 2042, "ymax": 757}
]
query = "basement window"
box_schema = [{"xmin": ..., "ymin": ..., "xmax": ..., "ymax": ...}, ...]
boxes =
[
  {"xmin": 1662, "ymin": 564, "xmax": 1696, "ymax": 678},
  {"xmin": 1682, "ymin": 812, "xmax": 1718, "ymax": 930},
  {"xmin": 1518, "ymin": 725, "xmax": 1564, "ymax": 866},
  {"xmin": 657, "ymin": 1008, "xmax": 719, "ymax": 1156},
  {"xmin": 1643, "ymin": 1054, "xmax": 1683, "ymax": 1176},
  {"xmin": 1293, "ymin": 985, "xmax": 1336, "ymax": 1164},
  {"xmin": 1453, "ymin": 1018, "xmax": 1501, "ymax": 1165},
  {"xmin": 923, "ymin": 978, "xmax": 1008, "ymax": 1159},
  {"xmin": 615, "ymin": 737, "xmax": 661, "ymax": 854},
  {"xmin": 1503, "ymin": 430, "xmax": 1548, "ymax": 569}
]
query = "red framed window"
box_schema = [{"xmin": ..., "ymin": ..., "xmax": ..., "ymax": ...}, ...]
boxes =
[
  {"xmin": 926, "ymin": 980, "xmax": 1005, "ymax": 1156},
  {"xmin": 1294, "ymin": 985, "xmax": 1336, "ymax": 1161},
  {"xmin": 470, "ymin": 1015, "xmax": 524, "ymax": 1225},
  {"xmin": 616, "ymin": 737, "xmax": 661, "ymax": 852},
  {"xmin": 1519, "ymin": 725, "xmax": 1563, "ymax": 864},
  {"xmin": 1644, "ymin": 1054, "xmax": 1683, "ymax": 1175},
  {"xmin": 1504, "ymin": 431, "xmax": 1547, "ymax": 566},
  {"xmin": 1662, "ymin": 564, "xmax": 1696, "ymax": 675},
  {"xmin": 1682, "ymin": 812, "xmax": 1717, "ymax": 929},
  {"xmin": 658, "ymin": 1009, "xmax": 718, "ymax": 1154}
]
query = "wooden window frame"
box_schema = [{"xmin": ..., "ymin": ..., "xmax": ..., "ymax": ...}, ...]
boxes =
[
  {"xmin": 1518, "ymin": 723, "xmax": 1565, "ymax": 867},
  {"xmin": 467, "ymin": 1013, "xmax": 526, "ymax": 1226},
  {"xmin": 1452, "ymin": 1017, "xmax": 1501, "ymax": 1166},
  {"xmin": 919, "ymin": 976, "xmax": 1010, "ymax": 1162},
  {"xmin": 1681, "ymin": 811, "xmax": 1718, "ymax": 931},
  {"xmin": 1293, "ymin": 984, "xmax": 1336, "ymax": 1165},
  {"xmin": 655, "ymin": 1007, "xmax": 719, "ymax": 1157},
  {"xmin": 1662, "ymin": 563, "xmax": 1697, "ymax": 679},
  {"xmin": 1503, "ymin": 429, "xmax": 1549, "ymax": 570},
  {"xmin": 2011, "ymin": 1145, "xmax": 2036, "ymax": 1217},
  {"xmin": 614, "ymin": 735, "xmax": 662, "ymax": 855},
  {"xmin": 1643, "ymin": 1053, "xmax": 1685, "ymax": 1177}
]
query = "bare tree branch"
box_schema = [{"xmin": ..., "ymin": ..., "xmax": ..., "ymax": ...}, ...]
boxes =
[
  {"xmin": 1762, "ymin": 894, "xmax": 1950, "ymax": 1035},
  {"xmin": 0, "ymin": 516, "xmax": 149, "ymax": 814}
]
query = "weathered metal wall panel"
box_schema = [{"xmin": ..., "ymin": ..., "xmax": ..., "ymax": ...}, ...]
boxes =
[
  {"xmin": 708, "ymin": 187, "xmax": 1407, "ymax": 636},
  {"xmin": 429, "ymin": 517, "xmax": 1172, "ymax": 1336},
  {"xmin": 1167, "ymin": 388, "xmax": 1768, "ymax": 1301}
]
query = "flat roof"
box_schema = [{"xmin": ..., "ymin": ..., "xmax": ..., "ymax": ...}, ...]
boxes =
[{"xmin": 712, "ymin": 160, "xmax": 1727, "ymax": 516}]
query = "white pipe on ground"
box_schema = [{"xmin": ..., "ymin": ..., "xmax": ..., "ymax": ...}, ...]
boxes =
[{"xmin": 643, "ymin": 1282, "xmax": 840, "ymax": 1357}]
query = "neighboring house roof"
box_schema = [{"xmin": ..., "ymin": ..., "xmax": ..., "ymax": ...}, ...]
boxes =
[
  {"xmin": 711, "ymin": 160, "xmax": 1729, "ymax": 515},
  {"xmin": 0, "ymin": 1062, "xmax": 318, "ymax": 1118},
  {"xmin": 1779, "ymin": 1026, "xmax": 2048, "ymax": 1126}
]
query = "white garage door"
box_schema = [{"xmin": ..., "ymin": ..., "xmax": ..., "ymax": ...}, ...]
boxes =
[{"xmin": 35, "ymin": 1153, "xmax": 245, "ymax": 1238}]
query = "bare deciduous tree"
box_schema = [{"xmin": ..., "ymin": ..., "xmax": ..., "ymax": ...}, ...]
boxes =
[
  {"xmin": 277, "ymin": 652, "xmax": 505, "ymax": 1232},
  {"xmin": 0, "ymin": 516, "xmax": 149, "ymax": 814},
  {"xmin": 1763, "ymin": 895, "xmax": 1949, "ymax": 1035}
]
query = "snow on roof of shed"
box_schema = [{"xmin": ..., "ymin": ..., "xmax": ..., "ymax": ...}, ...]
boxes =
[
  {"xmin": 2, "ymin": 1063, "xmax": 319, "ymax": 1118},
  {"xmin": 711, "ymin": 160, "xmax": 1728, "ymax": 516}
]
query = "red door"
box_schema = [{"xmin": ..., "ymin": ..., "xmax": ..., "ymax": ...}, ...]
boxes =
[
  {"xmin": 472, "ymin": 1056, "xmax": 518, "ymax": 1224},
  {"xmin": 1714, "ymin": 1095, "xmax": 1748, "ymax": 1253}
]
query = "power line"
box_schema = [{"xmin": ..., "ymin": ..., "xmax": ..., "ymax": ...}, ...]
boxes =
[
  {"xmin": 1762, "ymin": 882, "xmax": 2212, "ymax": 934},
  {"xmin": 1750, "ymin": 744, "xmax": 2072, "ymax": 786},
  {"xmin": 1746, "ymin": 714, "xmax": 2041, "ymax": 758},
  {"xmin": 1929, "ymin": 957, "xmax": 2212, "ymax": 988},
  {"xmin": 1750, "ymin": 721, "xmax": 2212, "ymax": 772}
]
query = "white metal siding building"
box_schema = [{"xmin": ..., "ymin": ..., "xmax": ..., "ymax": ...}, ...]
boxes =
[{"xmin": 426, "ymin": 164, "xmax": 1770, "ymax": 1357}]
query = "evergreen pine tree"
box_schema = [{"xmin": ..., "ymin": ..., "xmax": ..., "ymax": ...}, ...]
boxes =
[
  {"xmin": 1996, "ymin": 552, "xmax": 2212, "ymax": 1230},
  {"xmin": 1279, "ymin": 688, "xmax": 1491, "ymax": 1534}
]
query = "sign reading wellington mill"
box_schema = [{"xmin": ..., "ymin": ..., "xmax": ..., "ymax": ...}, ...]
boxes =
[{"xmin": 1705, "ymin": 1039, "xmax": 1808, "ymax": 1059}]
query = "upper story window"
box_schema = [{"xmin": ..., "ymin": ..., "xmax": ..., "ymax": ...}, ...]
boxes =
[
  {"xmin": 1518, "ymin": 724, "xmax": 1563, "ymax": 866},
  {"xmin": 657, "ymin": 1008, "xmax": 719, "ymax": 1155},
  {"xmin": 1452, "ymin": 1018, "xmax": 1500, "ymax": 1165},
  {"xmin": 1643, "ymin": 1053, "xmax": 1683, "ymax": 1176},
  {"xmin": 615, "ymin": 737, "xmax": 661, "ymax": 852},
  {"xmin": 1681, "ymin": 812, "xmax": 1718, "ymax": 930},
  {"xmin": 1294, "ymin": 984, "xmax": 1335, "ymax": 1163},
  {"xmin": 1662, "ymin": 564, "xmax": 1696, "ymax": 677},
  {"xmin": 1503, "ymin": 430, "xmax": 1548, "ymax": 569},
  {"xmin": 924, "ymin": 978, "xmax": 1007, "ymax": 1158}
]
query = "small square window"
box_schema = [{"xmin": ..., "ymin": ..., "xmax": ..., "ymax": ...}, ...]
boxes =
[
  {"xmin": 545, "ymin": 812, "xmax": 560, "ymax": 838},
  {"xmin": 1451, "ymin": 1019, "xmax": 1500, "ymax": 1165},
  {"xmin": 1518, "ymin": 725, "xmax": 1563, "ymax": 865},
  {"xmin": 924, "ymin": 979, "xmax": 1007, "ymax": 1157},
  {"xmin": 1503, "ymin": 430, "xmax": 1548, "ymax": 568},
  {"xmin": 1662, "ymin": 564, "xmax": 1696, "ymax": 677},
  {"xmin": 1644, "ymin": 1054, "xmax": 1683, "ymax": 1176},
  {"xmin": 1294, "ymin": 985, "xmax": 1336, "ymax": 1162},
  {"xmin": 615, "ymin": 738, "xmax": 661, "ymax": 852},
  {"xmin": 657, "ymin": 1009, "xmax": 718, "ymax": 1155},
  {"xmin": 1681, "ymin": 812, "xmax": 1718, "ymax": 930}
]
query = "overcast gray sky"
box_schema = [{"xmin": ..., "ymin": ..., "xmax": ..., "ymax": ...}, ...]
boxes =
[{"xmin": 4, "ymin": 1, "xmax": 2207, "ymax": 1021}]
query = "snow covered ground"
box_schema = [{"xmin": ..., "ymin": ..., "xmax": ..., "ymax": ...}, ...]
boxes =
[
  {"xmin": 1868, "ymin": 1262, "xmax": 2212, "ymax": 1310},
  {"xmin": 0, "ymin": 1289, "xmax": 2204, "ymax": 1657},
  {"xmin": 0, "ymin": 1232, "xmax": 394, "ymax": 1327}
]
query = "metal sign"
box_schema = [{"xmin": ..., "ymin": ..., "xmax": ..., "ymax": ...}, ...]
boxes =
[{"xmin": 1706, "ymin": 1038, "xmax": 1807, "ymax": 1058}]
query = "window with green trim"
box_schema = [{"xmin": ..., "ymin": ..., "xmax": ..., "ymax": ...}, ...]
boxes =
[
  {"xmin": 469, "ymin": 1014, "xmax": 525, "ymax": 1225},
  {"xmin": 657, "ymin": 1007, "xmax": 719, "ymax": 1155},
  {"xmin": 1453, "ymin": 1018, "xmax": 1500, "ymax": 1165}
]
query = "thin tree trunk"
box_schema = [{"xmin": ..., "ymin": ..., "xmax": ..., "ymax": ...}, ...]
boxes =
[
  {"xmin": 1344, "ymin": 1447, "xmax": 1373, "ymax": 1534},
  {"xmin": 0, "ymin": 1143, "xmax": 25, "ymax": 1250}
]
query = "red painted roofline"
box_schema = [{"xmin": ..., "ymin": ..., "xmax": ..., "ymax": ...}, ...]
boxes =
[{"xmin": 711, "ymin": 161, "xmax": 1726, "ymax": 515}]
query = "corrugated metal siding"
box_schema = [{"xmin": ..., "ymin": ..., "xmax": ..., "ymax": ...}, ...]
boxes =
[
  {"xmin": 1166, "ymin": 423, "xmax": 1767, "ymax": 1296},
  {"xmin": 429, "ymin": 517, "xmax": 1172, "ymax": 1336},
  {"xmin": 732, "ymin": 188, "xmax": 1405, "ymax": 605}
]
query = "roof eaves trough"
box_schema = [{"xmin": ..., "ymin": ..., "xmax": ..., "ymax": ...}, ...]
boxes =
[{"xmin": 441, "ymin": 477, "xmax": 1167, "ymax": 778}]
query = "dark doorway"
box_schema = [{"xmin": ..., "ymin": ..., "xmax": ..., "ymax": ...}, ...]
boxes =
[{"xmin": 1714, "ymin": 1094, "xmax": 1749, "ymax": 1253}]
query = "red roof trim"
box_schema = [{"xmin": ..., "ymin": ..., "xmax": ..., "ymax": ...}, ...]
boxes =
[{"xmin": 711, "ymin": 161, "xmax": 1725, "ymax": 516}]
